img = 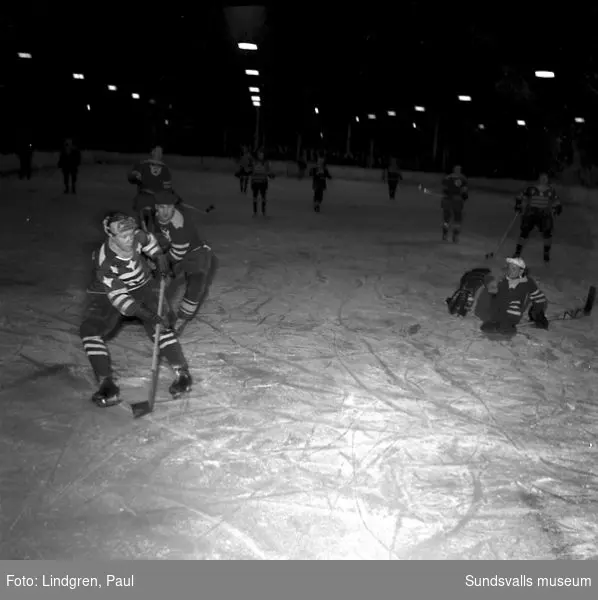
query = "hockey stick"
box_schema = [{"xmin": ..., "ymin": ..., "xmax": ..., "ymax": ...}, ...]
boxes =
[
  {"xmin": 520, "ymin": 285, "xmax": 596, "ymax": 328},
  {"xmin": 181, "ymin": 202, "xmax": 215, "ymax": 214},
  {"xmin": 131, "ymin": 275, "xmax": 167, "ymax": 418},
  {"xmin": 417, "ymin": 183, "xmax": 443, "ymax": 197},
  {"xmin": 485, "ymin": 213, "xmax": 519, "ymax": 259}
]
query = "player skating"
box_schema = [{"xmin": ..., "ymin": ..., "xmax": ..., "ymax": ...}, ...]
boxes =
[
  {"xmin": 152, "ymin": 190, "xmax": 218, "ymax": 335},
  {"xmin": 512, "ymin": 172, "xmax": 562, "ymax": 263},
  {"xmin": 58, "ymin": 138, "xmax": 81, "ymax": 194},
  {"xmin": 235, "ymin": 146, "xmax": 253, "ymax": 194},
  {"xmin": 79, "ymin": 212, "xmax": 192, "ymax": 408},
  {"xmin": 310, "ymin": 153, "xmax": 332, "ymax": 213},
  {"xmin": 128, "ymin": 146, "xmax": 177, "ymax": 232},
  {"xmin": 249, "ymin": 149, "xmax": 274, "ymax": 218},
  {"xmin": 441, "ymin": 165, "xmax": 469, "ymax": 243},
  {"xmin": 383, "ymin": 156, "xmax": 403, "ymax": 200}
]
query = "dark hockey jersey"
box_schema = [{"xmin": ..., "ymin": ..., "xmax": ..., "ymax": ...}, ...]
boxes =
[
  {"xmin": 443, "ymin": 172, "xmax": 468, "ymax": 199},
  {"xmin": 87, "ymin": 230, "xmax": 161, "ymax": 316},
  {"xmin": 385, "ymin": 161, "xmax": 403, "ymax": 181},
  {"xmin": 58, "ymin": 145, "xmax": 81, "ymax": 170},
  {"xmin": 515, "ymin": 184, "xmax": 561, "ymax": 213},
  {"xmin": 128, "ymin": 159, "xmax": 173, "ymax": 194},
  {"xmin": 489, "ymin": 275, "xmax": 547, "ymax": 320},
  {"xmin": 156, "ymin": 207, "xmax": 206, "ymax": 264},
  {"xmin": 310, "ymin": 162, "xmax": 332, "ymax": 190}
]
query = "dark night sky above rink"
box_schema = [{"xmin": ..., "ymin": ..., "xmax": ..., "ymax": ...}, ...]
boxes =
[{"xmin": 2, "ymin": 1, "xmax": 598, "ymax": 150}]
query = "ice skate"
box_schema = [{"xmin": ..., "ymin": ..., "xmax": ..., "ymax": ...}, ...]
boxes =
[
  {"xmin": 91, "ymin": 377, "xmax": 121, "ymax": 407},
  {"xmin": 169, "ymin": 366, "xmax": 192, "ymax": 398}
]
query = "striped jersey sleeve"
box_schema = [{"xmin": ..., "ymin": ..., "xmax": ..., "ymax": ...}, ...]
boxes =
[
  {"xmin": 93, "ymin": 231, "xmax": 160, "ymax": 316},
  {"xmin": 157, "ymin": 208, "xmax": 205, "ymax": 263},
  {"xmin": 526, "ymin": 277, "xmax": 547, "ymax": 308}
]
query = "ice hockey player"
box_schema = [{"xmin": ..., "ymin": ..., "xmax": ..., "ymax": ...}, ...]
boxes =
[
  {"xmin": 309, "ymin": 153, "xmax": 332, "ymax": 212},
  {"xmin": 58, "ymin": 138, "xmax": 81, "ymax": 194},
  {"xmin": 446, "ymin": 257, "xmax": 548, "ymax": 338},
  {"xmin": 235, "ymin": 146, "xmax": 253, "ymax": 194},
  {"xmin": 152, "ymin": 190, "xmax": 218, "ymax": 335},
  {"xmin": 383, "ymin": 156, "xmax": 403, "ymax": 200},
  {"xmin": 79, "ymin": 212, "xmax": 192, "ymax": 407},
  {"xmin": 249, "ymin": 149, "xmax": 274, "ymax": 217},
  {"xmin": 512, "ymin": 172, "xmax": 562, "ymax": 263},
  {"xmin": 441, "ymin": 165, "xmax": 469, "ymax": 243},
  {"xmin": 128, "ymin": 146, "xmax": 176, "ymax": 232}
]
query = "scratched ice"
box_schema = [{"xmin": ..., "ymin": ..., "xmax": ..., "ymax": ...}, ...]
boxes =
[{"xmin": 0, "ymin": 165, "xmax": 596, "ymax": 559}]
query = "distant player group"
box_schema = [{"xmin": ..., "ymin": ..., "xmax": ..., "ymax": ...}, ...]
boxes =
[{"xmin": 76, "ymin": 144, "xmax": 569, "ymax": 412}]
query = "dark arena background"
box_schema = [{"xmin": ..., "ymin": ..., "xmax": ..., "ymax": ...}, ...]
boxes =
[{"xmin": 0, "ymin": 1, "xmax": 597, "ymax": 560}]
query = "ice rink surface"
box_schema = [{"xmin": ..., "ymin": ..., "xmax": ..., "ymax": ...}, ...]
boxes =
[{"xmin": 0, "ymin": 165, "xmax": 596, "ymax": 559}]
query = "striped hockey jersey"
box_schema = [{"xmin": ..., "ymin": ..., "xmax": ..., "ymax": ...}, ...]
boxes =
[
  {"xmin": 156, "ymin": 207, "xmax": 206, "ymax": 264},
  {"xmin": 87, "ymin": 230, "xmax": 161, "ymax": 316},
  {"xmin": 493, "ymin": 275, "xmax": 547, "ymax": 320},
  {"xmin": 515, "ymin": 184, "xmax": 561, "ymax": 213},
  {"xmin": 128, "ymin": 159, "xmax": 173, "ymax": 195},
  {"xmin": 250, "ymin": 159, "xmax": 271, "ymax": 184}
]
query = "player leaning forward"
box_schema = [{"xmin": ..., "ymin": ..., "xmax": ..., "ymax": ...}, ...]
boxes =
[
  {"xmin": 153, "ymin": 190, "xmax": 218, "ymax": 334},
  {"xmin": 80, "ymin": 212, "xmax": 192, "ymax": 407},
  {"xmin": 441, "ymin": 165, "xmax": 468, "ymax": 243}
]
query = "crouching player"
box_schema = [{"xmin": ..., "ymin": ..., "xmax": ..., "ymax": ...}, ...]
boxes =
[
  {"xmin": 153, "ymin": 191, "xmax": 218, "ymax": 335},
  {"xmin": 80, "ymin": 212, "xmax": 193, "ymax": 407}
]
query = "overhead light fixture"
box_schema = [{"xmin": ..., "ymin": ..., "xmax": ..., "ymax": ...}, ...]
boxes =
[
  {"xmin": 107, "ymin": 85, "xmax": 117, "ymax": 91},
  {"xmin": 314, "ymin": 107, "xmax": 319, "ymax": 114},
  {"xmin": 251, "ymin": 95, "xmax": 260, "ymax": 102},
  {"xmin": 18, "ymin": 52, "xmax": 32, "ymax": 59},
  {"xmin": 478, "ymin": 124, "xmax": 485, "ymax": 130},
  {"xmin": 535, "ymin": 71, "xmax": 555, "ymax": 78},
  {"xmin": 458, "ymin": 95, "xmax": 472, "ymax": 101},
  {"xmin": 245, "ymin": 69, "xmax": 259, "ymax": 76},
  {"xmin": 367, "ymin": 114, "xmax": 376, "ymax": 120},
  {"xmin": 355, "ymin": 116, "xmax": 360, "ymax": 122},
  {"xmin": 412, "ymin": 122, "xmax": 417, "ymax": 128},
  {"xmin": 575, "ymin": 117, "xmax": 585, "ymax": 123},
  {"xmin": 249, "ymin": 86, "xmax": 260, "ymax": 93},
  {"xmin": 73, "ymin": 73, "xmax": 84, "ymax": 80},
  {"xmin": 414, "ymin": 105, "xmax": 425, "ymax": 112},
  {"xmin": 86, "ymin": 104, "xmax": 91, "ymax": 111},
  {"xmin": 387, "ymin": 110, "xmax": 396, "ymax": 116},
  {"xmin": 238, "ymin": 42, "xmax": 258, "ymax": 51},
  {"xmin": 517, "ymin": 120, "xmax": 526, "ymax": 126},
  {"xmin": 132, "ymin": 93, "xmax": 140, "ymax": 99}
]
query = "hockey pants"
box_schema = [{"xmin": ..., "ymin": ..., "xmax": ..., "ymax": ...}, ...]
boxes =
[
  {"xmin": 79, "ymin": 280, "xmax": 187, "ymax": 381},
  {"xmin": 167, "ymin": 247, "xmax": 219, "ymax": 323}
]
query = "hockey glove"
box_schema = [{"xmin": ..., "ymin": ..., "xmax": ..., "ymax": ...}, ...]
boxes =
[
  {"xmin": 128, "ymin": 170, "xmax": 142, "ymax": 184},
  {"xmin": 553, "ymin": 204, "xmax": 562, "ymax": 216},
  {"xmin": 514, "ymin": 201, "xmax": 523, "ymax": 214},
  {"xmin": 155, "ymin": 253, "xmax": 171, "ymax": 278},
  {"xmin": 135, "ymin": 304, "xmax": 170, "ymax": 329},
  {"xmin": 528, "ymin": 304, "xmax": 549, "ymax": 329}
]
